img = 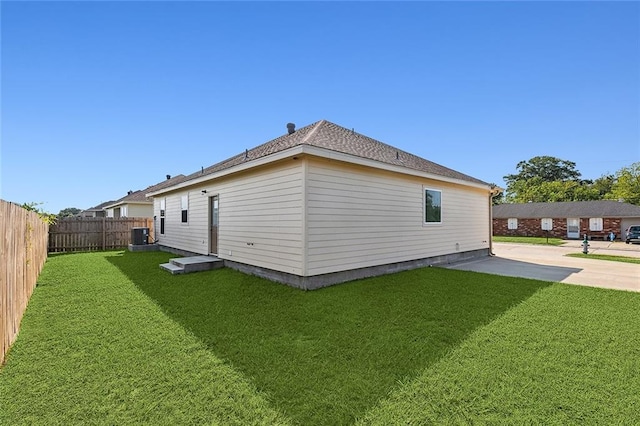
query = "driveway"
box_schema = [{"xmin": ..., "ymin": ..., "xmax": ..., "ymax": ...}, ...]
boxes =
[{"xmin": 445, "ymin": 242, "xmax": 640, "ymax": 292}]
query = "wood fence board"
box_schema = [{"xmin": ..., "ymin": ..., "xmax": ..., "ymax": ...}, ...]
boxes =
[
  {"xmin": 1, "ymin": 200, "xmax": 48, "ymax": 365},
  {"xmin": 48, "ymin": 217, "xmax": 153, "ymax": 252}
]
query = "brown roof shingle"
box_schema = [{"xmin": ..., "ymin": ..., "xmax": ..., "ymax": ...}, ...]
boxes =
[
  {"xmin": 111, "ymin": 174, "xmax": 188, "ymax": 205},
  {"xmin": 181, "ymin": 120, "xmax": 489, "ymax": 186}
]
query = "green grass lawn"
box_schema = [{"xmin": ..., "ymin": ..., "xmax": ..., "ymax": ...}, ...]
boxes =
[
  {"xmin": 493, "ymin": 235, "xmax": 565, "ymax": 245},
  {"xmin": 1, "ymin": 251, "xmax": 639, "ymax": 425},
  {"xmin": 565, "ymin": 253, "xmax": 640, "ymax": 264}
]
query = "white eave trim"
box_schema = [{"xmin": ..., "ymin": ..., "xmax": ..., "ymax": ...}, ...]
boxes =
[
  {"xmin": 148, "ymin": 145, "xmax": 491, "ymax": 197},
  {"xmin": 103, "ymin": 200, "xmax": 152, "ymax": 210}
]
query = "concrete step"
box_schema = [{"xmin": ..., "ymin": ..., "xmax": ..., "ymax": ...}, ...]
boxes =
[
  {"xmin": 164, "ymin": 255, "xmax": 224, "ymax": 274},
  {"xmin": 160, "ymin": 262, "xmax": 185, "ymax": 275}
]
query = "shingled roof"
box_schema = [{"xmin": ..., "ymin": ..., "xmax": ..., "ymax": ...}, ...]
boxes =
[
  {"xmin": 493, "ymin": 201, "xmax": 640, "ymax": 219},
  {"xmin": 108, "ymin": 174, "xmax": 188, "ymax": 207},
  {"xmin": 179, "ymin": 120, "xmax": 489, "ymax": 187}
]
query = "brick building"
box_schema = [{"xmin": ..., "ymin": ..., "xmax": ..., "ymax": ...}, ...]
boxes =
[{"xmin": 493, "ymin": 201, "xmax": 640, "ymax": 240}]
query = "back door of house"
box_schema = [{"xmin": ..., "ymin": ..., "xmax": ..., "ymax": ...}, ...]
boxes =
[
  {"xmin": 567, "ymin": 218, "xmax": 580, "ymax": 239},
  {"xmin": 209, "ymin": 195, "xmax": 219, "ymax": 255}
]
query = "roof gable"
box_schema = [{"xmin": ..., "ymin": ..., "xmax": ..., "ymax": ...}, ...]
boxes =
[
  {"xmin": 177, "ymin": 120, "xmax": 489, "ymax": 188},
  {"xmin": 493, "ymin": 201, "xmax": 640, "ymax": 219}
]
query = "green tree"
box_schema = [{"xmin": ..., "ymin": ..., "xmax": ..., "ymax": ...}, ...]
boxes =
[
  {"xmin": 503, "ymin": 156, "xmax": 584, "ymax": 203},
  {"xmin": 590, "ymin": 174, "xmax": 615, "ymax": 198},
  {"xmin": 504, "ymin": 156, "xmax": 581, "ymax": 189},
  {"xmin": 490, "ymin": 183, "xmax": 504, "ymax": 205},
  {"xmin": 606, "ymin": 162, "xmax": 640, "ymax": 205},
  {"xmin": 58, "ymin": 207, "xmax": 81, "ymax": 218},
  {"xmin": 22, "ymin": 202, "xmax": 57, "ymax": 225}
]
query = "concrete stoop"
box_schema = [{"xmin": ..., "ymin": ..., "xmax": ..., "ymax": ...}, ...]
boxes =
[{"xmin": 160, "ymin": 255, "xmax": 224, "ymax": 275}]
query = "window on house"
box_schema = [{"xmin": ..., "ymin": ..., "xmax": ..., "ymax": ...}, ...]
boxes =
[
  {"xmin": 508, "ymin": 218, "xmax": 518, "ymax": 230},
  {"xmin": 589, "ymin": 218, "xmax": 603, "ymax": 231},
  {"xmin": 424, "ymin": 189, "xmax": 442, "ymax": 223},
  {"xmin": 181, "ymin": 195, "xmax": 188, "ymax": 223},
  {"xmin": 160, "ymin": 198, "xmax": 166, "ymax": 234},
  {"xmin": 541, "ymin": 218, "xmax": 553, "ymax": 231}
]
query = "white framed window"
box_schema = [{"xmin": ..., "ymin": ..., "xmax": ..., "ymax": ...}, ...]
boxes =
[
  {"xmin": 424, "ymin": 188, "xmax": 442, "ymax": 224},
  {"xmin": 181, "ymin": 195, "xmax": 188, "ymax": 223},
  {"xmin": 589, "ymin": 218, "xmax": 603, "ymax": 231},
  {"xmin": 541, "ymin": 218, "xmax": 553, "ymax": 231},
  {"xmin": 508, "ymin": 218, "xmax": 518, "ymax": 230}
]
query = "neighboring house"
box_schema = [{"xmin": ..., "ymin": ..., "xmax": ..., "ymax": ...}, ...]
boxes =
[
  {"xmin": 78, "ymin": 200, "xmax": 114, "ymax": 218},
  {"xmin": 148, "ymin": 120, "xmax": 497, "ymax": 289},
  {"xmin": 493, "ymin": 200, "xmax": 640, "ymax": 240},
  {"xmin": 105, "ymin": 175, "xmax": 187, "ymax": 218}
]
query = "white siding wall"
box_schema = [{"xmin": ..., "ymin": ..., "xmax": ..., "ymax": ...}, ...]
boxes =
[
  {"xmin": 126, "ymin": 204, "xmax": 153, "ymax": 218},
  {"xmin": 306, "ymin": 159, "xmax": 490, "ymax": 276},
  {"xmin": 156, "ymin": 162, "xmax": 305, "ymax": 275}
]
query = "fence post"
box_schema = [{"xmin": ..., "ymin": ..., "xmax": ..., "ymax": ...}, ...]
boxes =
[{"xmin": 102, "ymin": 217, "xmax": 106, "ymax": 251}]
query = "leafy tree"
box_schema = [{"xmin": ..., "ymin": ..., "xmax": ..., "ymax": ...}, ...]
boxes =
[
  {"xmin": 488, "ymin": 183, "xmax": 504, "ymax": 205},
  {"xmin": 591, "ymin": 174, "xmax": 615, "ymax": 198},
  {"xmin": 21, "ymin": 202, "xmax": 57, "ymax": 225},
  {"xmin": 503, "ymin": 156, "xmax": 584, "ymax": 203},
  {"xmin": 606, "ymin": 162, "xmax": 640, "ymax": 205},
  {"xmin": 504, "ymin": 156, "xmax": 581, "ymax": 188},
  {"xmin": 58, "ymin": 207, "xmax": 81, "ymax": 218}
]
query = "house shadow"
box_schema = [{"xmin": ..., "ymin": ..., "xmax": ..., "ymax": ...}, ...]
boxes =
[
  {"xmin": 445, "ymin": 256, "xmax": 583, "ymax": 283},
  {"xmin": 107, "ymin": 251, "xmax": 553, "ymax": 426}
]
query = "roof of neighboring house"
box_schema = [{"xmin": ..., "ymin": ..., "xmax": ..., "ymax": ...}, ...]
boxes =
[
  {"xmin": 493, "ymin": 201, "xmax": 640, "ymax": 219},
  {"xmin": 83, "ymin": 200, "xmax": 116, "ymax": 212},
  {"xmin": 168, "ymin": 120, "xmax": 490, "ymax": 191},
  {"xmin": 106, "ymin": 175, "xmax": 188, "ymax": 208}
]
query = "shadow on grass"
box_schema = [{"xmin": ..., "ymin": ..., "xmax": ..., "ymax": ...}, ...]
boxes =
[{"xmin": 108, "ymin": 251, "xmax": 551, "ymax": 426}]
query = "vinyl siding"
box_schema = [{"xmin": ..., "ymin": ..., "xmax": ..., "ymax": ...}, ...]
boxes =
[
  {"xmin": 126, "ymin": 204, "xmax": 153, "ymax": 217},
  {"xmin": 306, "ymin": 158, "xmax": 489, "ymax": 276},
  {"xmin": 155, "ymin": 161, "xmax": 305, "ymax": 275}
]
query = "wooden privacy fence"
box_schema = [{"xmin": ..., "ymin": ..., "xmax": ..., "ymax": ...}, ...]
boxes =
[
  {"xmin": 48, "ymin": 217, "xmax": 154, "ymax": 252},
  {"xmin": 1, "ymin": 200, "xmax": 49, "ymax": 365}
]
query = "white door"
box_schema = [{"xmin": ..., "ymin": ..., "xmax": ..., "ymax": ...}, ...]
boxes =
[{"xmin": 567, "ymin": 218, "xmax": 580, "ymax": 239}]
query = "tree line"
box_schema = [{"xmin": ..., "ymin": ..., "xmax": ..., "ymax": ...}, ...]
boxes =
[{"xmin": 495, "ymin": 156, "xmax": 639, "ymax": 205}]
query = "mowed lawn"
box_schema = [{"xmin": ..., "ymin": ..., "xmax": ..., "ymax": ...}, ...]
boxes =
[{"xmin": 1, "ymin": 252, "xmax": 639, "ymax": 425}]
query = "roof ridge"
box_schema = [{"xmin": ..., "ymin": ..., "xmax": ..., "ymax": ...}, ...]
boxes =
[{"xmin": 299, "ymin": 119, "xmax": 326, "ymax": 145}]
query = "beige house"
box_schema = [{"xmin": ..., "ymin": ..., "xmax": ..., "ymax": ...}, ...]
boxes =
[
  {"xmin": 149, "ymin": 120, "xmax": 496, "ymax": 289},
  {"xmin": 79, "ymin": 200, "xmax": 114, "ymax": 218},
  {"xmin": 105, "ymin": 175, "xmax": 186, "ymax": 218}
]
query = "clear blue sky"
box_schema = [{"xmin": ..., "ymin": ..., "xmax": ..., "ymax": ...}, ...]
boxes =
[{"xmin": 2, "ymin": 1, "xmax": 638, "ymax": 214}]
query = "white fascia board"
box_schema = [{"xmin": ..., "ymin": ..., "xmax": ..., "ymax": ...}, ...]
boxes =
[
  {"xmin": 147, "ymin": 146, "xmax": 306, "ymax": 196},
  {"xmin": 148, "ymin": 144, "xmax": 490, "ymax": 197},
  {"xmin": 103, "ymin": 200, "xmax": 151, "ymax": 209},
  {"xmin": 103, "ymin": 201, "xmax": 123, "ymax": 210}
]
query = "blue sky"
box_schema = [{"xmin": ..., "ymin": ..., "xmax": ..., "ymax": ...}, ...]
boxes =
[{"xmin": 2, "ymin": 1, "xmax": 638, "ymax": 214}]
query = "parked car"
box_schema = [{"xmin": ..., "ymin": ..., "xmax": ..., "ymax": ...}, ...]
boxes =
[{"xmin": 625, "ymin": 225, "xmax": 640, "ymax": 244}]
